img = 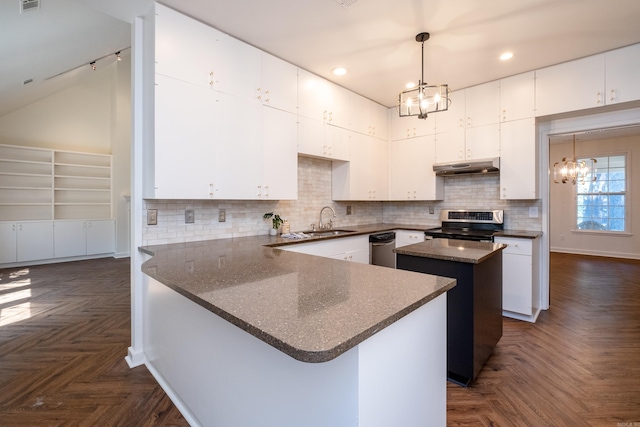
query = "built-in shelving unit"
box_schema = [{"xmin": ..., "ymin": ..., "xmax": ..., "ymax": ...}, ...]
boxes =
[
  {"xmin": 0, "ymin": 144, "xmax": 112, "ymax": 221},
  {"xmin": 54, "ymin": 150, "xmax": 112, "ymax": 219},
  {"xmin": 0, "ymin": 145, "xmax": 53, "ymax": 221}
]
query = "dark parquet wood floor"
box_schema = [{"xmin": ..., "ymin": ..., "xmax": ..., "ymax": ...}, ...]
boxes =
[{"xmin": 0, "ymin": 253, "xmax": 638, "ymax": 426}]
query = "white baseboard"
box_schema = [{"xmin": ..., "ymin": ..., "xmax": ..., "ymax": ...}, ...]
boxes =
[
  {"xmin": 550, "ymin": 247, "xmax": 640, "ymax": 260},
  {"xmin": 503, "ymin": 307, "xmax": 541, "ymax": 323},
  {"xmin": 125, "ymin": 346, "xmax": 146, "ymax": 368}
]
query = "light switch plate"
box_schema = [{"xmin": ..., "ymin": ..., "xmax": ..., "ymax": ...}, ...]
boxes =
[
  {"xmin": 147, "ymin": 209, "xmax": 157, "ymax": 225},
  {"xmin": 185, "ymin": 209, "xmax": 195, "ymax": 223}
]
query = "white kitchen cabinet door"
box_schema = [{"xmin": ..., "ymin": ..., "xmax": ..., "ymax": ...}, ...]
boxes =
[
  {"xmin": 535, "ymin": 54, "xmax": 605, "ymax": 117},
  {"xmin": 495, "ymin": 237, "xmax": 535, "ymax": 316},
  {"xmin": 17, "ymin": 221, "xmax": 54, "ymax": 262},
  {"xmin": 434, "ymin": 128, "xmax": 465, "ymax": 163},
  {"xmin": 297, "ymin": 118, "xmax": 350, "ymax": 161},
  {"xmin": 500, "ymin": 118, "xmax": 538, "ymax": 200},
  {"xmin": 0, "ymin": 223, "xmax": 17, "ymax": 263},
  {"xmin": 605, "ymin": 43, "xmax": 640, "ymax": 105},
  {"xmin": 216, "ymin": 34, "xmax": 262, "ymax": 100},
  {"xmin": 215, "ymin": 92, "xmax": 263, "ymax": 199},
  {"xmin": 434, "ymin": 89, "xmax": 465, "ymax": 134},
  {"xmin": 465, "ymin": 124, "xmax": 501, "ymax": 160},
  {"xmin": 395, "ymin": 230, "xmax": 425, "ymax": 248},
  {"xmin": 155, "ymin": 3, "xmax": 223, "ymax": 89},
  {"xmin": 260, "ymin": 53, "xmax": 298, "ymax": 114},
  {"xmin": 262, "ymin": 108, "xmax": 298, "ymax": 200},
  {"xmin": 86, "ymin": 220, "xmax": 115, "ymax": 255},
  {"xmin": 54, "ymin": 220, "xmax": 86, "ymax": 258},
  {"xmin": 153, "ymin": 74, "xmax": 218, "ymax": 199},
  {"xmin": 500, "ymin": 72, "xmax": 535, "ymax": 122},
  {"xmin": 298, "ymin": 69, "xmax": 332, "ymax": 122},
  {"xmin": 332, "ymin": 134, "xmax": 388, "ymax": 201},
  {"xmin": 368, "ymin": 102, "xmax": 389, "ymax": 141},
  {"xmin": 390, "ymin": 136, "xmax": 442, "ymax": 201},
  {"xmin": 465, "ymin": 81, "xmax": 500, "ymax": 128}
]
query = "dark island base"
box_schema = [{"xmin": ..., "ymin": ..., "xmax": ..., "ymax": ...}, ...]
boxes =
[{"xmin": 397, "ymin": 253, "xmax": 503, "ymax": 386}]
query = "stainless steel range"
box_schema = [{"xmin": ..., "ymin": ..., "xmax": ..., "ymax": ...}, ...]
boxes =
[{"xmin": 424, "ymin": 209, "xmax": 504, "ymax": 242}]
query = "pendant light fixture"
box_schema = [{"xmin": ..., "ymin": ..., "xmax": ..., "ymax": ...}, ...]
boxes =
[
  {"xmin": 398, "ymin": 32, "xmax": 450, "ymax": 119},
  {"xmin": 553, "ymin": 135, "xmax": 597, "ymax": 184}
]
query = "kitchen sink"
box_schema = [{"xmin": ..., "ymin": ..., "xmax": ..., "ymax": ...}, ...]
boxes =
[{"xmin": 299, "ymin": 229, "xmax": 356, "ymax": 238}]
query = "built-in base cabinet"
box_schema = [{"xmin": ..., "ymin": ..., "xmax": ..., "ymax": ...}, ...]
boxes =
[
  {"xmin": 395, "ymin": 230, "xmax": 425, "ymax": 248},
  {"xmin": 279, "ymin": 235, "xmax": 369, "ymax": 264},
  {"xmin": 495, "ymin": 236, "xmax": 540, "ymax": 322},
  {"xmin": 0, "ymin": 220, "xmax": 114, "ymax": 266}
]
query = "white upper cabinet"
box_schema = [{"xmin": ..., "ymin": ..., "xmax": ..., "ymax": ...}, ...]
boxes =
[
  {"xmin": 155, "ymin": 3, "xmax": 224, "ymax": 89},
  {"xmin": 260, "ymin": 53, "xmax": 298, "ymax": 114},
  {"xmin": 434, "ymin": 84, "xmax": 500, "ymax": 163},
  {"xmin": 298, "ymin": 69, "xmax": 349, "ymax": 128},
  {"xmin": 153, "ymin": 74, "xmax": 218, "ymax": 199},
  {"xmin": 332, "ymin": 134, "xmax": 388, "ymax": 201},
  {"xmin": 261, "ymin": 108, "xmax": 298, "ymax": 200},
  {"xmin": 390, "ymin": 109, "xmax": 436, "ymax": 141},
  {"xmin": 535, "ymin": 54, "xmax": 605, "ymax": 117},
  {"xmin": 500, "ymin": 72, "xmax": 535, "ymax": 122},
  {"xmin": 605, "ymin": 43, "xmax": 640, "ymax": 105},
  {"xmin": 217, "ymin": 35, "xmax": 262, "ymax": 100},
  {"xmin": 389, "ymin": 136, "xmax": 443, "ymax": 201},
  {"xmin": 465, "ymin": 81, "xmax": 500, "ymax": 128},
  {"xmin": 500, "ymin": 118, "xmax": 538, "ymax": 200},
  {"xmin": 350, "ymin": 94, "xmax": 389, "ymax": 140}
]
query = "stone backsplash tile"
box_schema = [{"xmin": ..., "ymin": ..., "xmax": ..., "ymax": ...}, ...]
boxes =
[{"xmin": 142, "ymin": 159, "xmax": 542, "ymax": 245}]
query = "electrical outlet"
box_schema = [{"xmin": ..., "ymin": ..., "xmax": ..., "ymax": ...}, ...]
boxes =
[
  {"xmin": 346, "ymin": 205, "xmax": 352, "ymax": 215},
  {"xmin": 147, "ymin": 209, "xmax": 157, "ymax": 226},
  {"xmin": 529, "ymin": 206, "xmax": 539, "ymax": 218},
  {"xmin": 185, "ymin": 209, "xmax": 195, "ymax": 223},
  {"xmin": 219, "ymin": 209, "xmax": 226, "ymax": 222},
  {"xmin": 429, "ymin": 205, "xmax": 435, "ymax": 215}
]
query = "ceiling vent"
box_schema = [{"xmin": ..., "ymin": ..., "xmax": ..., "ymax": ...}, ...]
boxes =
[
  {"xmin": 20, "ymin": 0, "xmax": 40, "ymax": 13},
  {"xmin": 334, "ymin": 0, "xmax": 357, "ymax": 8}
]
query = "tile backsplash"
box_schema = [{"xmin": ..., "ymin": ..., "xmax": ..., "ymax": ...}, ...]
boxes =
[{"xmin": 142, "ymin": 157, "xmax": 542, "ymax": 246}]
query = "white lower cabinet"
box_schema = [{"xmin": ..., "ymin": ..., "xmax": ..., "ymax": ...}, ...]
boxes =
[
  {"xmin": 495, "ymin": 237, "xmax": 540, "ymax": 321},
  {"xmin": 395, "ymin": 230, "xmax": 425, "ymax": 248},
  {"xmin": 279, "ymin": 235, "xmax": 369, "ymax": 264},
  {"xmin": 54, "ymin": 220, "xmax": 115, "ymax": 258},
  {"xmin": 1, "ymin": 221, "xmax": 55, "ymax": 263}
]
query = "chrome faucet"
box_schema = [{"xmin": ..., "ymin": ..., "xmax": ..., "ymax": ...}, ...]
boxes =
[{"xmin": 319, "ymin": 206, "xmax": 336, "ymax": 230}]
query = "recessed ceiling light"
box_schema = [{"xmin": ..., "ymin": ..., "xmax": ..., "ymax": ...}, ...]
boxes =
[
  {"xmin": 500, "ymin": 52, "xmax": 514, "ymax": 61},
  {"xmin": 405, "ymin": 82, "xmax": 416, "ymax": 89},
  {"xmin": 332, "ymin": 67, "xmax": 347, "ymax": 76}
]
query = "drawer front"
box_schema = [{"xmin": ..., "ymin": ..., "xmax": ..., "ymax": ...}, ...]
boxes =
[{"xmin": 495, "ymin": 237, "xmax": 532, "ymax": 256}]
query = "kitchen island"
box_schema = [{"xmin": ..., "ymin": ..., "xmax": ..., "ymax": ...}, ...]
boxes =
[
  {"xmin": 140, "ymin": 234, "xmax": 456, "ymax": 427},
  {"xmin": 396, "ymin": 239, "xmax": 506, "ymax": 386}
]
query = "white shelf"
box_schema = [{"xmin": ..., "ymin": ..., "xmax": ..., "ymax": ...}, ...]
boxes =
[{"xmin": 0, "ymin": 144, "xmax": 112, "ymax": 221}]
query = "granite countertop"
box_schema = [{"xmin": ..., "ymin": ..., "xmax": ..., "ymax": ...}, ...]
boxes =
[
  {"xmin": 141, "ymin": 233, "xmax": 456, "ymax": 364},
  {"xmin": 394, "ymin": 239, "xmax": 506, "ymax": 264},
  {"xmin": 495, "ymin": 229, "xmax": 542, "ymax": 239}
]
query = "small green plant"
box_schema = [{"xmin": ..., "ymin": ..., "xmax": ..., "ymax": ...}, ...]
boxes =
[{"xmin": 263, "ymin": 212, "xmax": 283, "ymax": 229}]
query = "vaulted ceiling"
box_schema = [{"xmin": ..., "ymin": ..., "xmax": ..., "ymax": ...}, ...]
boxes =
[{"xmin": 2, "ymin": 0, "xmax": 640, "ymax": 117}]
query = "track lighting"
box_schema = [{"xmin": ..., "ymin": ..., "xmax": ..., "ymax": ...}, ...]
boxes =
[{"xmin": 90, "ymin": 61, "xmax": 96, "ymax": 71}]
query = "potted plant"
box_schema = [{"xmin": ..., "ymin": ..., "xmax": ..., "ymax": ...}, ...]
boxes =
[{"xmin": 263, "ymin": 212, "xmax": 283, "ymax": 235}]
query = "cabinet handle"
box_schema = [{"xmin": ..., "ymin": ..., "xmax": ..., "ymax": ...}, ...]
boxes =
[
  {"xmin": 265, "ymin": 90, "xmax": 270, "ymax": 103},
  {"xmin": 502, "ymin": 109, "xmax": 507, "ymax": 121},
  {"xmin": 257, "ymin": 185, "xmax": 262, "ymax": 197},
  {"xmin": 610, "ymin": 89, "xmax": 615, "ymax": 102},
  {"xmin": 209, "ymin": 183, "xmax": 215, "ymax": 197},
  {"xmin": 264, "ymin": 185, "xmax": 269, "ymax": 197},
  {"xmin": 596, "ymin": 91, "xmax": 602, "ymax": 104},
  {"xmin": 323, "ymin": 110, "xmax": 328, "ymax": 121},
  {"xmin": 209, "ymin": 71, "xmax": 214, "ymax": 87},
  {"xmin": 328, "ymin": 111, "xmax": 333, "ymax": 122},
  {"xmin": 467, "ymin": 117, "xmax": 472, "ymax": 127}
]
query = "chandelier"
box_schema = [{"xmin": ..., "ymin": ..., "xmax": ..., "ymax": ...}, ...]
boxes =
[
  {"xmin": 553, "ymin": 135, "xmax": 597, "ymax": 184},
  {"xmin": 398, "ymin": 32, "xmax": 450, "ymax": 119}
]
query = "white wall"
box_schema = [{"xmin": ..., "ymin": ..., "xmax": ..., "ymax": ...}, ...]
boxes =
[
  {"xmin": 550, "ymin": 134, "xmax": 640, "ymax": 259},
  {"xmin": 0, "ymin": 56, "xmax": 132, "ymax": 256}
]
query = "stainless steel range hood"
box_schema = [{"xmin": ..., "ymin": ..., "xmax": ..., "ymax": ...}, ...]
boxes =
[{"xmin": 433, "ymin": 157, "xmax": 500, "ymax": 176}]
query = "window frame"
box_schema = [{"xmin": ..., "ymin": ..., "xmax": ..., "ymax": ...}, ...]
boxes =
[{"xmin": 573, "ymin": 151, "xmax": 630, "ymax": 235}]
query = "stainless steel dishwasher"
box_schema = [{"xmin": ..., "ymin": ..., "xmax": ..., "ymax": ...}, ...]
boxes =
[{"xmin": 369, "ymin": 232, "xmax": 396, "ymax": 268}]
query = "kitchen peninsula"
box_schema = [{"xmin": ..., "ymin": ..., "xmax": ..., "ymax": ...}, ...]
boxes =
[{"xmin": 140, "ymin": 232, "xmax": 456, "ymax": 427}]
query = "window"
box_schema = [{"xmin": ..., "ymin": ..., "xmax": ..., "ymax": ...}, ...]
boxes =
[{"xmin": 576, "ymin": 154, "xmax": 626, "ymax": 231}]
